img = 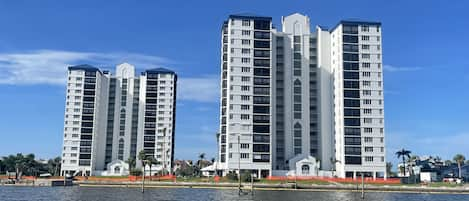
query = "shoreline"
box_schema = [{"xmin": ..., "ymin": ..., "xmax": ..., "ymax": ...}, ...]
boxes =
[{"xmin": 73, "ymin": 181, "xmax": 469, "ymax": 195}]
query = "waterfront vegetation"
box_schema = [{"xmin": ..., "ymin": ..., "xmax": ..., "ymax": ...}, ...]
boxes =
[{"xmin": 0, "ymin": 153, "xmax": 61, "ymax": 179}]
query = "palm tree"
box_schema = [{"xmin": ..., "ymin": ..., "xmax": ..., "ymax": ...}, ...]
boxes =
[
  {"xmin": 138, "ymin": 150, "xmax": 148, "ymax": 193},
  {"xmin": 386, "ymin": 162, "xmax": 393, "ymax": 177},
  {"xmin": 198, "ymin": 153, "xmax": 206, "ymax": 168},
  {"xmin": 147, "ymin": 156, "xmax": 158, "ymax": 180},
  {"xmin": 138, "ymin": 151, "xmax": 148, "ymax": 175},
  {"xmin": 126, "ymin": 157, "xmax": 136, "ymax": 172},
  {"xmin": 395, "ymin": 149, "xmax": 411, "ymax": 177},
  {"xmin": 453, "ymin": 154, "xmax": 466, "ymax": 179}
]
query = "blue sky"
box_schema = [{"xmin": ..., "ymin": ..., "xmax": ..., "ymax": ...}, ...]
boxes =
[{"xmin": 0, "ymin": 1, "xmax": 468, "ymax": 167}]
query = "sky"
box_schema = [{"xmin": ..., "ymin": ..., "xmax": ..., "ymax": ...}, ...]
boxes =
[{"xmin": 0, "ymin": 0, "xmax": 468, "ymax": 168}]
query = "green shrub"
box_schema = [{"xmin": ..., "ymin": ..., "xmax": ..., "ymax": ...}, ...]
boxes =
[
  {"xmin": 130, "ymin": 169, "xmax": 142, "ymax": 176},
  {"xmin": 226, "ymin": 171, "xmax": 238, "ymax": 181}
]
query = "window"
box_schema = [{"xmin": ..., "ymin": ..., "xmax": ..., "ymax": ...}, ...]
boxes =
[
  {"xmin": 241, "ymin": 39, "xmax": 251, "ymax": 45},
  {"xmin": 362, "ymin": 35, "xmax": 370, "ymax": 41},
  {"xmin": 242, "ymin": 20, "xmax": 250, "ymax": 26},
  {"xmin": 362, "ymin": 90, "xmax": 371, "ymax": 96},
  {"xmin": 364, "ymin": 137, "xmax": 373, "ymax": 142},
  {"xmin": 242, "ymin": 30, "xmax": 250, "ymax": 35},
  {"xmin": 241, "ymin": 86, "xmax": 250, "ymax": 91},
  {"xmin": 363, "ymin": 109, "xmax": 372, "ymax": 114},
  {"xmin": 363, "ymin": 81, "xmax": 371, "ymax": 86},
  {"xmin": 361, "ymin": 26, "xmax": 369, "ymax": 32},
  {"xmin": 362, "ymin": 44, "xmax": 370, "ymax": 50},
  {"xmin": 241, "ymin": 67, "xmax": 250, "ymax": 72},
  {"xmin": 364, "ymin": 118, "xmax": 372, "ymax": 123},
  {"xmin": 362, "ymin": 62, "xmax": 370, "ymax": 68},
  {"xmin": 241, "ymin": 114, "xmax": 250, "ymax": 120},
  {"xmin": 241, "ymin": 48, "xmax": 250, "ymax": 54},
  {"xmin": 363, "ymin": 99, "xmax": 372, "ymax": 105},
  {"xmin": 241, "ymin": 58, "xmax": 250, "ymax": 63},
  {"xmin": 362, "ymin": 54, "xmax": 370, "ymax": 59},
  {"xmin": 240, "ymin": 153, "xmax": 249, "ymax": 159},
  {"xmin": 241, "ymin": 95, "xmax": 250, "ymax": 101},
  {"xmin": 241, "ymin": 144, "xmax": 249, "ymax": 149},
  {"xmin": 241, "ymin": 105, "xmax": 250, "ymax": 110},
  {"xmin": 365, "ymin": 156, "xmax": 374, "ymax": 162}
]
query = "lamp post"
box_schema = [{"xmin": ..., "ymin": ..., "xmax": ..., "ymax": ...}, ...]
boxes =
[
  {"xmin": 229, "ymin": 123, "xmax": 242, "ymax": 195},
  {"xmin": 238, "ymin": 134, "xmax": 241, "ymax": 195},
  {"xmin": 163, "ymin": 127, "xmax": 167, "ymax": 176}
]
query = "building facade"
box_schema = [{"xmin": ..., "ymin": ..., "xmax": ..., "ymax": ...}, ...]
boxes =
[
  {"xmin": 218, "ymin": 13, "xmax": 386, "ymax": 179},
  {"xmin": 219, "ymin": 14, "xmax": 273, "ymax": 178},
  {"xmin": 61, "ymin": 63, "xmax": 177, "ymax": 176}
]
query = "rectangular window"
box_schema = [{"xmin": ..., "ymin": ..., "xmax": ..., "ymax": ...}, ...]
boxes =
[
  {"xmin": 364, "ymin": 137, "xmax": 373, "ymax": 142},
  {"xmin": 241, "ymin": 39, "xmax": 251, "ymax": 45},
  {"xmin": 364, "ymin": 147, "xmax": 373, "ymax": 152},
  {"xmin": 361, "ymin": 26, "xmax": 369, "ymax": 32},
  {"xmin": 362, "ymin": 35, "xmax": 370, "ymax": 41}
]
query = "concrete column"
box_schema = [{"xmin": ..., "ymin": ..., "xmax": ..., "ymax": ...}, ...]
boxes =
[
  {"xmin": 384, "ymin": 171, "xmax": 387, "ymax": 180},
  {"xmin": 373, "ymin": 171, "xmax": 376, "ymax": 180},
  {"xmin": 353, "ymin": 171, "xmax": 356, "ymax": 180},
  {"xmin": 258, "ymin": 169, "xmax": 261, "ymax": 178}
]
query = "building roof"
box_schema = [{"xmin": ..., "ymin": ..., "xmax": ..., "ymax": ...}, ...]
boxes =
[
  {"xmin": 229, "ymin": 13, "xmax": 272, "ymax": 21},
  {"xmin": 68, "ymin": 64, "xmax": 102, "ymax": 74},
  {"xmin": 145, "ymin": 67, "xmax": 176, "ymax": 75},
  {"xmin": 330, "ymin": 19, "xmax": 381, "ymax": 32}
]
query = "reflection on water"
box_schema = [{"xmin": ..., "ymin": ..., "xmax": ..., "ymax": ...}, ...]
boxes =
[{"xmin": 1, "ymin": 186, "xmax": 468, "ymax": 201}]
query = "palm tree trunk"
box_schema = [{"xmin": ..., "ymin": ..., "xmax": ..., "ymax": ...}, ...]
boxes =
[
  {"xmin": 149, "ymin": 165, "xmax": 152, "ymax": 181},
  {"xmin": 458, "ymin": 162, "xmax": 462, "ymax": 178},
  {"xmin": 402, "ymin": 157, "xmax": 406, "ymax": 177}
]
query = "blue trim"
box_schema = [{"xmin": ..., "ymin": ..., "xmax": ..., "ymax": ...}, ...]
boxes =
[
  {"xmin": 145, "ymin": 67, "xmax": 176, "ymax": 75},
  {"xmin": 330, "ymin": 20, "xmax": 381, "ymax": 32},
  {"xmin": 229, "ymin": 13, "xmax": 272, "ymax": 21},
  {"xmin": 68, "ymin": 64, "xmax": 102, "ymax": 74}
]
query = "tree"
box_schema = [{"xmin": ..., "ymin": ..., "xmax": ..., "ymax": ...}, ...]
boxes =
[
  {"xmin": 395, "ymin": 149, "xmax": 411, "ymax": 177},
  {"xmin": 138, "ymin": 151, "xmax": 149, "ymax": 175},
  {"xmin": 453, "ymin": 154, "xmax": 466, "ymax": 179},
  {"xmin": 386, "ymin": 162, "xmax": 393, "ymax": 177},
  {"xmin": 197, "ymin": 153, "xmax": 206, "ymax": 174},
  {"xmin": 0, "ymin": 159, "xmax": 4, "ymax": 174},
  {"xmin": 147, "ymin": 156, "xmax": 158, "ymax": 179},
  {"xmin": 47, "ymin": 157, "xmax": 61, "ymax": 176},
  {"xmin": 445, "ymin": 160, "xmax": 453, "ymax": 166},
  {"xmin": 126, "ymin": 157, "xmax": 136, "ymax": 172}
]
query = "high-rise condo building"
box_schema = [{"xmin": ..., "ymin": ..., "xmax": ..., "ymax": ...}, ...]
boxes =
[
  {"xmin": 217, "ymin": 13, "xmax": 386, "ymax": 179},
  {"xmin": 61, "ymin": 63, "xmax": 177, "ymax": 176}
]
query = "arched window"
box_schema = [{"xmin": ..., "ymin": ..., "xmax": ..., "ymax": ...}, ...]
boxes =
[
  {"xmin": 114, "ymin": 166, "xmax": 121, "ymax": 174},
  {"xmin": 118, "ymin": 138, "xmax": 124, "ymax": 160},
  {"xmin": 301, "ymin": 164, "xmax": 310, "ymax": 175}
]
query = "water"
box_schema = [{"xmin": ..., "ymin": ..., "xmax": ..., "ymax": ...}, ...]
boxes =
[{"xmin": 1, "ymin": 186, "xmax": 468, "ymax": 201}]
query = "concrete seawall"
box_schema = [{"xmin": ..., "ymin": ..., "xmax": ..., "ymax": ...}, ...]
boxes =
[{"xmin": 76, "ymin": 181, "xmax": 469, "ymax": 194}]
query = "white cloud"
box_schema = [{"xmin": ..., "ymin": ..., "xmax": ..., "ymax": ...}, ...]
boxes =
[
  {"xmin": 177, "ymin": 76, "xmax": 219, "ymax": 103},
  {"xmin": 383, "ymin": 65, "xmax": 422, "ymax": 72},
  {"xmin": 0, "ymin": 49, "xmax": 220, "ymax": 103},
  {"xmin": 0, "ymin": 49, "xmax": 171, "ymax": 85}
]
